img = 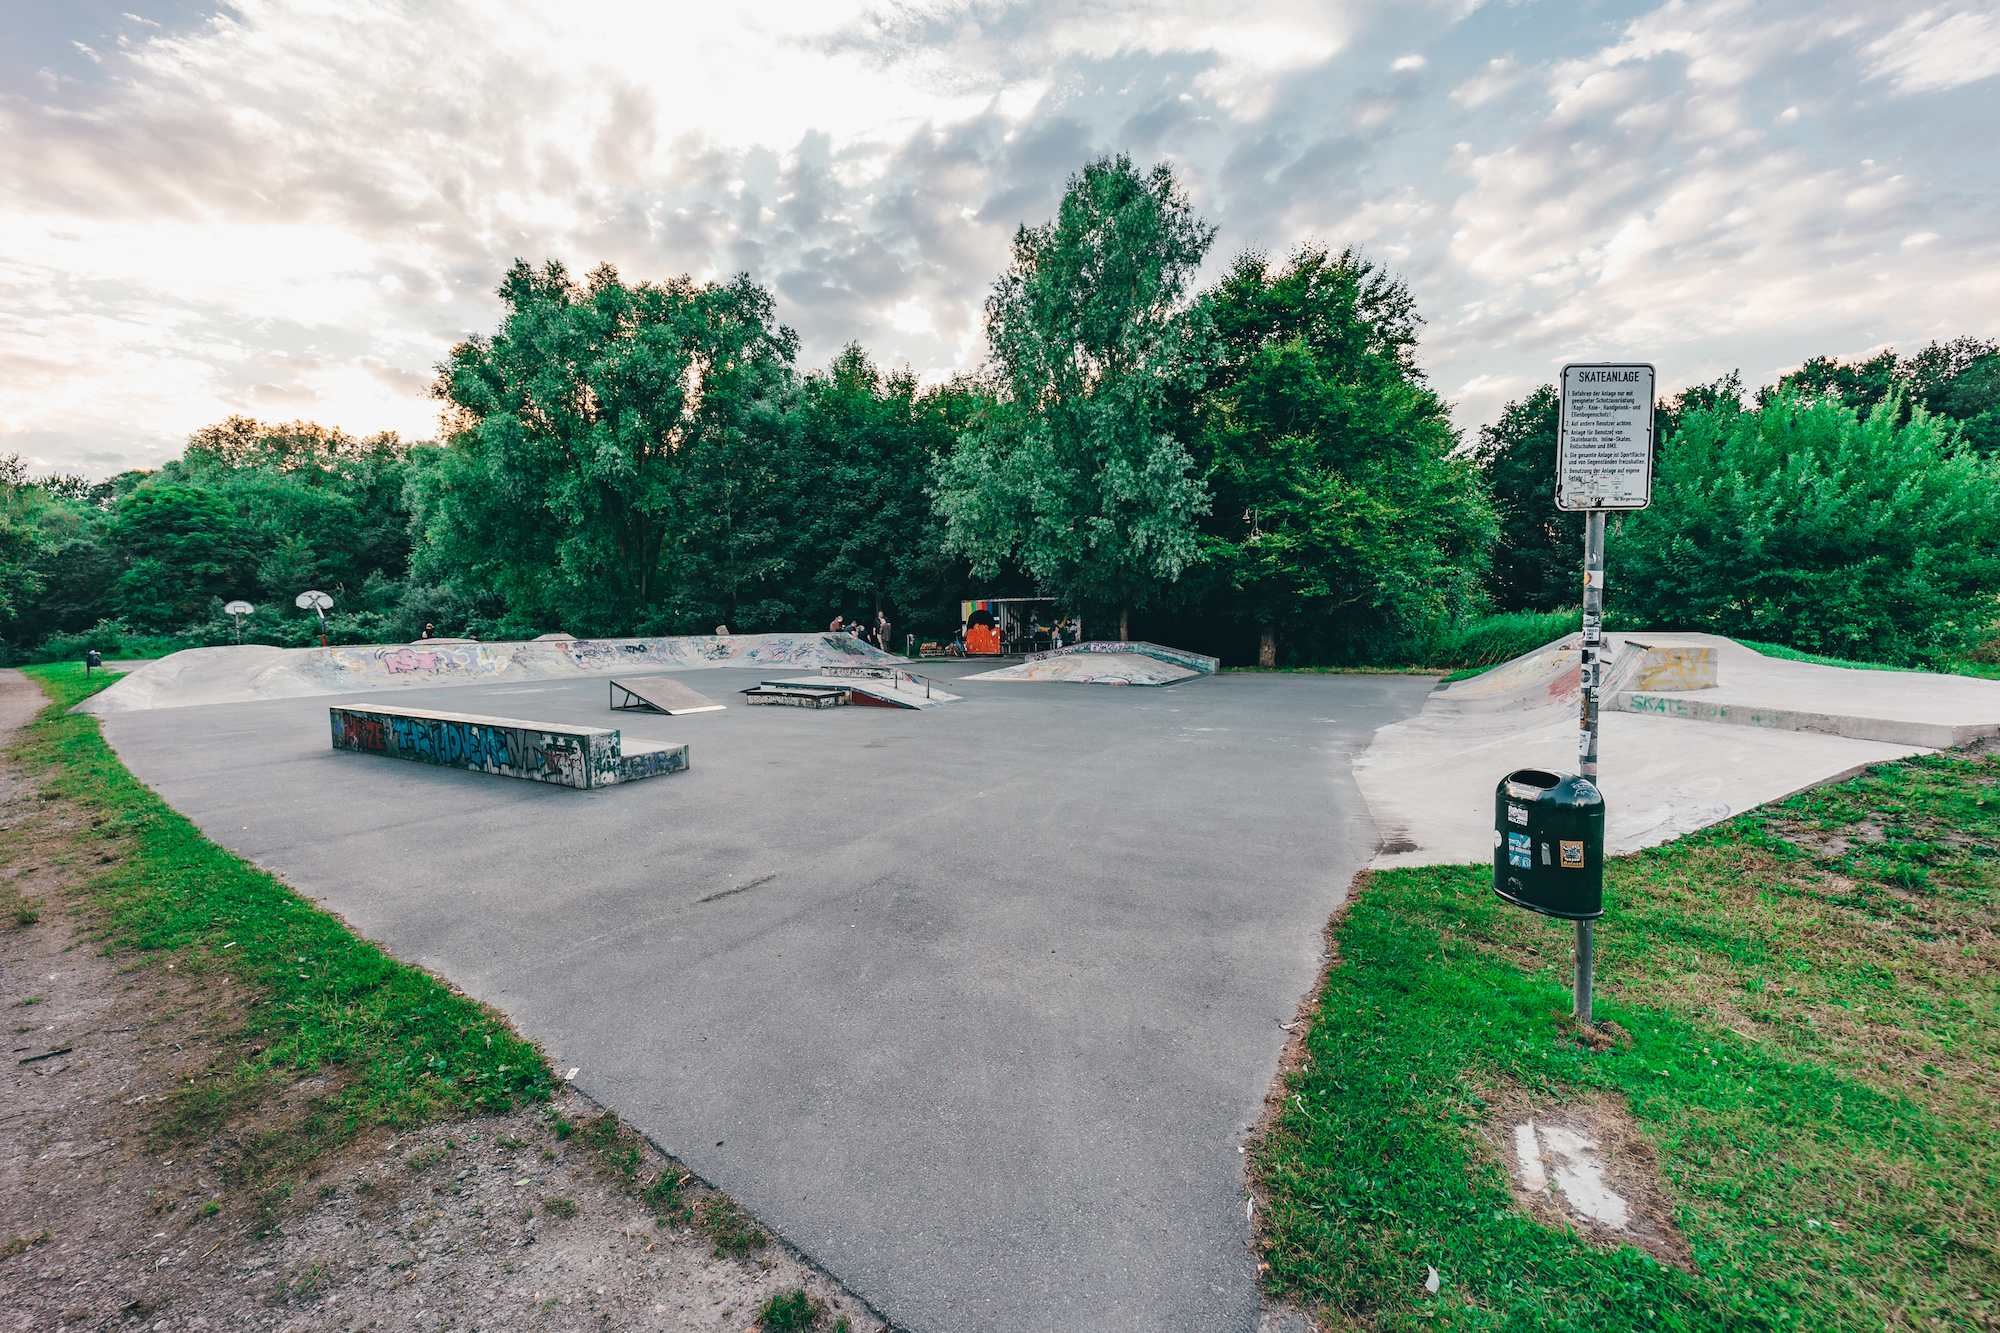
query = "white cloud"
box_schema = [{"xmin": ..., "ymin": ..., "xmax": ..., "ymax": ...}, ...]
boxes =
[
  {"xmin": 1865, "ymin": 6, "xmax": 2000, "ymax": 95},
  {"xmin": 1, "ymin": 0, "xmax": 1997, "ymax": 473}
]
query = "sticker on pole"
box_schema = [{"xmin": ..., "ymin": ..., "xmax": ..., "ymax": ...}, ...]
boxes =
[{"xmin": 1556, "ymin": 363, "xmax": 1655, "ymax": 511}]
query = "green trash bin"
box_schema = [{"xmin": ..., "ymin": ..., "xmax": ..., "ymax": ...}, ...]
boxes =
[{"xmin": 1493, "ymin": 768, "xmax": 1604, "ymax": 920}]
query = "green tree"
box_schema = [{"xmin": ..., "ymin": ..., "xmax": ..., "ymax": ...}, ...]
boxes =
[
  {"xmin": 1194, "ymin": 246, "xmax": 1495, "ymax": 661},
  {"xmin": 1468, "ymin": 386, "xmax": 1572, "ymax": 613},
  {"xmin": 106, "ymin": 485, "xmax": 256, "ymax": 630},
  {"xmin": 1611, "ymin": 390, "xmax": 2000, "ymax": 664},
  {"xmin": 932, "ymin": 155, "xmax": 1215, "ymax": 636},
  {"xmin": 417, "ymin": 259, "xmax": 799, "ymax": 635},
  {"xmin": 779, "ymin": 344, "xmax": 970, "ymax": 634},
  {"xmin": 1475, "ymin": 371, "xmax": 1744, "ymax": 613},
  {"xmin": 1904, "ymin": 338, "xmax": 2000, "ymax": 454},
  {"xmin": 1774, "ymin": 339, "xmax": 2000, "ymax": 453},
  {"xmin": 0, "ymin": 456, "xmax": 51, "ymax": 623}
]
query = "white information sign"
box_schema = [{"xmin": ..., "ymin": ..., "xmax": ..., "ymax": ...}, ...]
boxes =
[{"xmin": 1556, "ymin": 363, "xmax": 1655, "ymax": 511}]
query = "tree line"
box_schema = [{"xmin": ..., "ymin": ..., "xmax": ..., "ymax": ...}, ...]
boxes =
[{"xmin": 4, "ymin": 155, "xmax": 1999, "ymax": 668}]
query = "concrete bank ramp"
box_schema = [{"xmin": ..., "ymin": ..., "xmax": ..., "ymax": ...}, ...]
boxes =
[
  {"xmin": 82, "ymin": 634, "xmax": 904, "ymax": 714},
  {"xmin": 1359, "ymin": 632, "xmax": 2000, "ymax": 869},
  {"xmin": 965, "ymin": 639, "xmax": 1217, "ymax": 686}
]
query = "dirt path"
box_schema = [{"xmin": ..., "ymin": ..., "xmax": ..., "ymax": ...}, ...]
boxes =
[{"xmin": 0, "ymin": 669, "xmax": 886, "ymax": 1332}]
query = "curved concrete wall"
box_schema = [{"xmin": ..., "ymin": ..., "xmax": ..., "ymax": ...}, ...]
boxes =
[{"xmin": 83, "ymin": 633, "xmax": 904, "ymax": 713}]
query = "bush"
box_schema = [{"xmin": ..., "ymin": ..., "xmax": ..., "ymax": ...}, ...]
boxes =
[
  {"xmin": 1409, "ymin": 608, "xmax": 1581, "ymax": 668},
  {"xmin": 28, "ymin": 618, "xmax": 194, "ymax": 664},
  {"xmin": 1611, "ymin": 391, "xmax": 2000, "ymax": 666}
]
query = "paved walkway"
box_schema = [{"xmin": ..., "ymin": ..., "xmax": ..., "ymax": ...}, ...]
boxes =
[{"xmin": 98, "ymin": 665, "xmax": 1430, "ymax": 1331}]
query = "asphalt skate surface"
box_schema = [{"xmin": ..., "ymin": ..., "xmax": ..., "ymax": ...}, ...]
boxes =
[{"xmin": 99, "ymin": 663, "xmax": 1431, "ymax": 1332}]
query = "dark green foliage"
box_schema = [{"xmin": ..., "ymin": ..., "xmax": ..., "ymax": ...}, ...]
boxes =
[
  {"xmin": 643, "ymin": 1167, "xmax": 688, "ymax": 1218},
  {"xmin": 14, "ymin": 539, "xmax": 119, "ymax": 641},
  {"xmin": 777, "ymin": 344, "xmax": 970, "ymax": 636},
  {"xmin": 1191, "ymin": 245, "xmax": 1494, "ymax": 661},
  {"xmin": 1468, "ymin": 384, "xmax": 1573, "ymax": 612},
  {"xmin": 1774, "ymin": 337, "xmax": 2000, "ymax": 453},
  {"xmin": 108, "ymin": 485, "xmax": 257, "ymax": 630},
  {"xmin": 0, "ymin": 418, "xmax": 417, "ymax": 657},
  {"xmin": 1610, "ymin": 391, "xmax": 2000, "ymax": 663},
  {"xmin": 1414, "ymin": 608, "xmax": 1581, "ymax": 672},
  {"xmin": 934, "ymin": 154, "xmax": 1215, "ymax": 627},
  {"xmin": 419, "ymin": 259, "xmax": 800, "ymax": 635},
  {"xmin": 1775, "ymin": 348, "xmax": 1902, "ymax": 417},
  {"xmin": 1654, "ymin": 369, "xmax": 1746, "ymax": 446}
]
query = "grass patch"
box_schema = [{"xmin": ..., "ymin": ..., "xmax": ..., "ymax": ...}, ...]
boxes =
[
  {"xmin": 12, "ymin": 662, "xmax": 559, "ymax": 1197},
  {"xmin": 1736, "ymin": 640, "xmax": 1927, "ymax": 673},
  {"xmin": 1253, "ymin": 748, "xmax": 1998, "ymax": 1331},
  {"xmin": 756, "ymin": 1288, "xmax": 827, "ymax": 1329},
  {"xmin": 695, "ymin": 1192, "xmax": 768, "ymax": 1260}
]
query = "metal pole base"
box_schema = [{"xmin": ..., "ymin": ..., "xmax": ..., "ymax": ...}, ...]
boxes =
[{"xmin": 1574, "ymin": 919, "xmax": 1594, "ymax": 1025}]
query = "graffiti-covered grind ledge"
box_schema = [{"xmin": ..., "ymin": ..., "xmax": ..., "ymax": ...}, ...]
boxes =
[{"xmin": 329, "ymin": 705, "xmax": 688, "ymax": 790}]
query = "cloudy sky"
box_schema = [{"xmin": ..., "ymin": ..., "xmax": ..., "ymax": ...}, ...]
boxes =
[{"xmin": 3, "ymin": 0, "xmax": 1997, "ymax": 476}]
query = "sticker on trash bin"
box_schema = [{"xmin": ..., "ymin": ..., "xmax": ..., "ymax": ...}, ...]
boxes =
[
  {"xmin": 1507, "ymin": 832, "xmax": 1533, "ymax": 869},
  {"xmin": 1560, "ymin": 840, "xmax": 1586, "ymax": 868},
  {"xmin": 1507, "ymin": 804, "xmax": 1528, "ymax": 826}
]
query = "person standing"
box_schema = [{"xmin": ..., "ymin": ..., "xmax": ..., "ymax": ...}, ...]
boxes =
[
  {"xmin": 876, "ymin": 610, "xmax": 892, "ymax": 654},
  {"xmin": 829, "ymin": 615, "xmax": 845, "ymax": 634}
]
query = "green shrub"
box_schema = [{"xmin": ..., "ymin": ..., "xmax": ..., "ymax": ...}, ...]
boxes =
[
  {"xmin": 1409, "ymin": 608, "xmax": 1580, "ymax": 669},
  {"xmin": 1610, "ymin": 391, "xmax": 2000, "ymax": 665}
]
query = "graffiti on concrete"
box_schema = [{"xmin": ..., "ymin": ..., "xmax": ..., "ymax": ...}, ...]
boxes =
[
  {"xmin": 332, "ymin": 711, "xmax": 389, "ymax": 753},
  {"xmin": 375, "ymin": 645, "xmax": 482, "ymax": 676},
  {"xmin": 318, "ymin": 644, "xmax": 501, "ymax": 681},
  {"xmin": 1022, "ymin": 640, "xmax": 1219, "ymax": 675},
  {"xmin": 329, "ymin": 705, "xmax": 648, "ymax": 788},
  {"xmin": 1629, "ymin": 646, "xmax": 1718, "ymax": 692},
  {"xmin": 620, "ymin": 743, "xmax": 690, "ymax": 781}
]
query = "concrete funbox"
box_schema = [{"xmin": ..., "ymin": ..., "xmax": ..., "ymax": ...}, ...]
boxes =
[{"xmin": 330, "ymin": 705, "xmax": 687, "ymax": 789}]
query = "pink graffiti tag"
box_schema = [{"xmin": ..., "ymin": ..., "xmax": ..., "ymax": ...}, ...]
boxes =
[{"xmin": 377, "ymin": 647, "xmax": 443, "ymax": 674}]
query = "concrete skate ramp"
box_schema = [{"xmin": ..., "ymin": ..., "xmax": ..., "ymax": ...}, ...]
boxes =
[
  {"xmin": 1607, "ymin": 632, "xmax": 1998, "ymax": 748},
  {"xmin": 1424, "ymin": 634, "xmax": 1716, "ymax": 716},
  {"xmin": 79, "ymin": 633, "xmax": 903, "ymax": 714},
  {"xmin": 965, "ymin": 641, "xmax": 1215, "ymax": 686},
  {"xmin": 784, "ymin": 668, "xmax": 963, "ymax": 709},
  {"xmin": 1359, "ymin": 632, "xmax": 2000, "ymax": 868}
]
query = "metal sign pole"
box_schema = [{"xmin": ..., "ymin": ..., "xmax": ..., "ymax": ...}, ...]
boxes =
[
  {"xmin": 1579, "ymin": 510, "xmax": 1604, "ymax": 784},
  {"xmin": 1575, "ymin": 510, "xmax": 1605, "ymax": 1024},
  {"xmin": 1548, "ymin": 362, "xmax": 1654, "ymax": 1027}
]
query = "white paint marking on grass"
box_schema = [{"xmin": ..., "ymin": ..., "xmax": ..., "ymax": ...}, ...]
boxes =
[
  {"xmin": 1512, "ymin": 1121, "xmax": 1547, "ymax": 1192},
  {"xmin": 1511, "ymin": 1118, "xmax": 1630, "ymax": 1230}
]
